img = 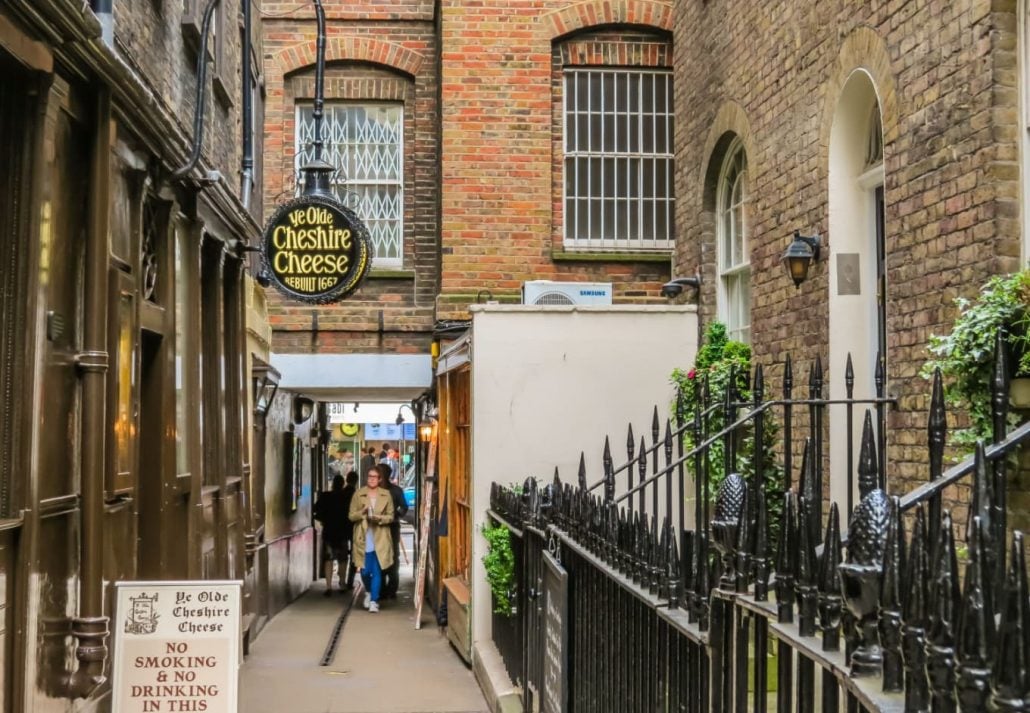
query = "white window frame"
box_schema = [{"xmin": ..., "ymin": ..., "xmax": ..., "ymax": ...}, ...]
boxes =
[
  {"xmin": 716, "ymin": 139, "xmax": 751, "ymax": 344},
  {"xmin": 562, "ymin": 68, "xmax": 675, "ymax": 251},
  {"xmin": 295, "ymin": 102, "xmax": 404, "ymax": 268}
]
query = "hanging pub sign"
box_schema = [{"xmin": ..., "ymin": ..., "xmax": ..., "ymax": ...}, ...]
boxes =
[{"xmin": 261, "ymin": 194, "xmax": 372, "ymax": 304}]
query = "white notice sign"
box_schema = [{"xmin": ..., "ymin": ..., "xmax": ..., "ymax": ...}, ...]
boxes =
[{"xmin": 113, "ymin": 581, "xmax": 241, "ymax": 713}]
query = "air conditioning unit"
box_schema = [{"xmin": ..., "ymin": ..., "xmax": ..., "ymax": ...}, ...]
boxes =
[{"xmin": 522, "ymin": 280, "xmax": 613, "ymax": 306}]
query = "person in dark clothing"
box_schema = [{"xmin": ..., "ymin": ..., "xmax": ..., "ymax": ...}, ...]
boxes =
[
  {"xmin": 314, "ymin": 474, "xmax": 350, "ymax": 596},
  {"xmin": 377, "ymin": 462, "xmax": 408, "ymax": 599},
  {"xmin": 339, "ymin": 471, "xmax": 359, "ymax": 591},
  {"xmin": 359, "ymin": 447, "xmax": 377, "ymax": 480}
]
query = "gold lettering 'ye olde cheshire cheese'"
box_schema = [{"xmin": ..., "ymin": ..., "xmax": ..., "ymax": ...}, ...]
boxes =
[{"xmin": 262, "ymin": 197, "xmax": 371, "ymax": 304}]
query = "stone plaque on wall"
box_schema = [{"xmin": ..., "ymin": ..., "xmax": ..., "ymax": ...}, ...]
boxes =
[{"xmin": 837, "ymin": 253, "xmax": 861, "ymax": 295}]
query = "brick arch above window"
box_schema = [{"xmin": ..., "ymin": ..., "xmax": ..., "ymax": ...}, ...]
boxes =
[
  {"xmin": 274, "ymin": 36, "xmax": 425, "ymax": 79},
  {"xmin": 699, "ymin": 102, "xmax": 756, "ymax": 211},
  {"xmin": 542, "ymin": 0, "xmax": 674, "ymax": 40},
  {"xmin": 557, "ymin": 28, "xmax": 671, "ymax": 67}
]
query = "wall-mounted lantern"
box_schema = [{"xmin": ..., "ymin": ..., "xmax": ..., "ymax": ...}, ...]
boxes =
[
  {"xmin": 252, "ymin": 361, "xmax": 281, "ymax": 417},
  {"xmin": 782, "ymin": 230, "xmax": 822, "ymax": 288}
]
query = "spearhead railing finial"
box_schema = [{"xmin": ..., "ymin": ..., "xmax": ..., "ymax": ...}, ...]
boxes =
[
  {"xmin": 663, "ymin": 418, "xmax": 673, "ymax": 461},
  {"xmin": 927, "ymin": 512, "xmax": 960, "ymax": 710},
  {"xmin": 902, "ymin": 506, "xmax": 931, "ymax": 712},
  {"xmin": 879, "ymin": 496, "xmax": 905, "ymax": 692},
  {"xmin": 819, "ymin": 502, "xmax": 843, "ymax": 651},
  {"xmin": 845, "ymin": 352, "xmax": 855, "ymax": 398},
  {"xmin": 735, "ymin": 486, "xmax": 753, "ymax": 594},
  {"xmin": 776, "ymin": 491, "xmax": 797, "ymax": 624},
  {"xmin": 753, "ymin": 486, "xmax": 770, "ymax": 601},
  {"xmin": 993, "ymin": 329, "xmax": 1010, "ymax": 438},
  {"xmin": 928, "ymin": 368, "xmax": 947, "ymax": 545},
  {"xmin": 858, "ymin": 410, "xmax": 879, "ymax": 499},
  {"xmin": 796, "ymin": 496, "xmax": 818, "ymax": 637},
  {"xmin": 990, "ymin": 531, "xmax": 1030, "ymax": 709},
  {"xmin": 956, "ymin": 516, "xmax": 995, "ymax": 710}
]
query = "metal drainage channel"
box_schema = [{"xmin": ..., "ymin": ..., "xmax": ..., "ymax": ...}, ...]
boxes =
[{"xmin": 319, "ymin": 590, "xmax": 359, "ymax": 666}]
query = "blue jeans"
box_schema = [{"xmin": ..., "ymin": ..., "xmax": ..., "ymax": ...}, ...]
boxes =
[{"xmin": 361, "ymin": 551, "xmax": 382, "ymax": 603}]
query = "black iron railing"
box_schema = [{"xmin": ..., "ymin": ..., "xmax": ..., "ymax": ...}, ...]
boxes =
[{"xmin": 488, "ymin": 332, "xmax": 1030, "ymax": 712}]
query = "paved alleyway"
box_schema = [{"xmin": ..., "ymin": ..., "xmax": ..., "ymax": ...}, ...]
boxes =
[{"xmin": 240, "ymin": 536, "xmax": 489, "ymax": 713}]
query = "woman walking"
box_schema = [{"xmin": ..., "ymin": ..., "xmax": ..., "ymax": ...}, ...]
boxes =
[{"xmin": 349, "ymin": 466, "xmax": 395, "ymax": 613}]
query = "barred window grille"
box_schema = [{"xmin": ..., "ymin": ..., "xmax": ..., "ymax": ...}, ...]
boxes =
[
  {"xmin": 296, "ymin": 103, "xmax": 403, "ymax": 267},
  {"xmin": 562, "ymin": 69, "xmax": 675, "ymax": 250},
  {"xmin": 717, "ymin": 140, "xmax": 751, "ymax": 344}
]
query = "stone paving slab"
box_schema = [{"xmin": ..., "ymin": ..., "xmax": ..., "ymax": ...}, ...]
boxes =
[{"xmin": 240, "ymin": 541, "xmax": 489, "ymax": 713}]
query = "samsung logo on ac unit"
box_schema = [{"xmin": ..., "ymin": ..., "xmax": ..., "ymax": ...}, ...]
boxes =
[{"xmin": 522, "ymin": 280, "xmax": 613, "ymax": 306}]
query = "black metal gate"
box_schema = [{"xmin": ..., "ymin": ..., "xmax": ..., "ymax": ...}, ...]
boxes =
[{"xmin": 489, "ymin": 332, "xmax": 1030, "ymax": 712}]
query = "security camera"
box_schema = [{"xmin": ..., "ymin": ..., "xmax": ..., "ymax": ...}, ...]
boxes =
[{"xmin": 661, "ymin": 274, "xmax": 702, "ymax": 299}]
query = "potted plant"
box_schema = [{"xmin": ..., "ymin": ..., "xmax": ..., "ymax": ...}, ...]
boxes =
[{"xmin": 922, "ymin": 269, "xmax": 1030, "ymax": 446}]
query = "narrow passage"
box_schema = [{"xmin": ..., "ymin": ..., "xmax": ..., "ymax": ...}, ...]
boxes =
[{"xmin": 240, "ymin": 532, "xmax": 488, "ymax": 713}]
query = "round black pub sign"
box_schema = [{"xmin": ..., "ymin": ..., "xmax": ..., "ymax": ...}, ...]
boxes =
[{"xmin": 261, "ymin": 194, "xmax": 372, "ymax": 304}]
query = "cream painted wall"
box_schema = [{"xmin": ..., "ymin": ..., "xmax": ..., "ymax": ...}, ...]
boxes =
[
  {"xmin": 463, "ymin": 304, "xmax": 699, "ymax": 649},
  {"xmin": 828, "ymin": 69, "xmax": 884, "ymax": 513}
]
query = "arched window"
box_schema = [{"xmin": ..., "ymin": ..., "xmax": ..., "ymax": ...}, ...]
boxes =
[{"xmin": 717, "ymin": 139, "xmax": 750, "ymax": 343}]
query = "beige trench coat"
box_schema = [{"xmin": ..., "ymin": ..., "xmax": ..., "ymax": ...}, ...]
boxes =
[{"xmin": 349, "ymin": 486, "xmax": 395, "ymax": 570}]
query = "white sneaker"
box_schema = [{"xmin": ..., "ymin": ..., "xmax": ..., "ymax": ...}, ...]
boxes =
[
  {"xmin": 363, "ymin": 593, "xmax": 371, "ymax": 609},
  {"xmin": 368, "ymin": 601, "xmax": 379, "ymax": 613}
]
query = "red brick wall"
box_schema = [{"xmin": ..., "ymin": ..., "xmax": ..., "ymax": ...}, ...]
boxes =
[
  {"xmin": 263, "ymin": 0, "xmax": 679, "ymax": 343},
  {"xmin": 672, "ymin": 2, "xmax": 1020, "ymax": 504},
  {"xmin": 262, "ymin": 3, "xmax": 439, "ymax": 353},
  {"xmin": 438, "ymin": 0, "xmax": 676, "ymax": 319}
]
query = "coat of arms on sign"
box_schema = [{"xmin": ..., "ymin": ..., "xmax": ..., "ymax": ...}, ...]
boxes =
[{"xmin": 125, "ymin": 592, "xmax": 159, "ymax": 635}]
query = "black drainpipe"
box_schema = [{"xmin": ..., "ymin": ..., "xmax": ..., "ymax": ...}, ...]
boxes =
[
  {"xmin": 240, "ymin": 0, "xmax": 254, "ymax": 209},
  {"xmin": 173, "ymin": 0, "xmax": 221, "ymax": 181}
]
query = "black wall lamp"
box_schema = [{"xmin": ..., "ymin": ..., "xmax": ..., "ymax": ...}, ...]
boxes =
[
  {"xmin": 782, "ymin": 230, "xmax": 822, "ymax": 288},
  {"xmin": 252, "ymin": 362, "xmax": 281, "ymax": 417},
  {"xmin": 661, "ymin": 272, "xmax": 702, "ymax": 299}
]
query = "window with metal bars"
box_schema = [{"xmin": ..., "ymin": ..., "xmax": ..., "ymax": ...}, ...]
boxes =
[
  {"xmin": 563, "ymin": 68, "xmax": 674, "ymax": 250},
  {"xmin": 295, "ymin": 103, "xmax": 403, "ymax": 267}
]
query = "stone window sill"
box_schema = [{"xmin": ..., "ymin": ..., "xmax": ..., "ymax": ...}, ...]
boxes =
[
  {"xmin": 552, "ymin": 249, "xmax": 671, "ymax": 263},
  {"xmin": 369, "ymin": 269, "xmax": 415, "ymax": 280}
]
